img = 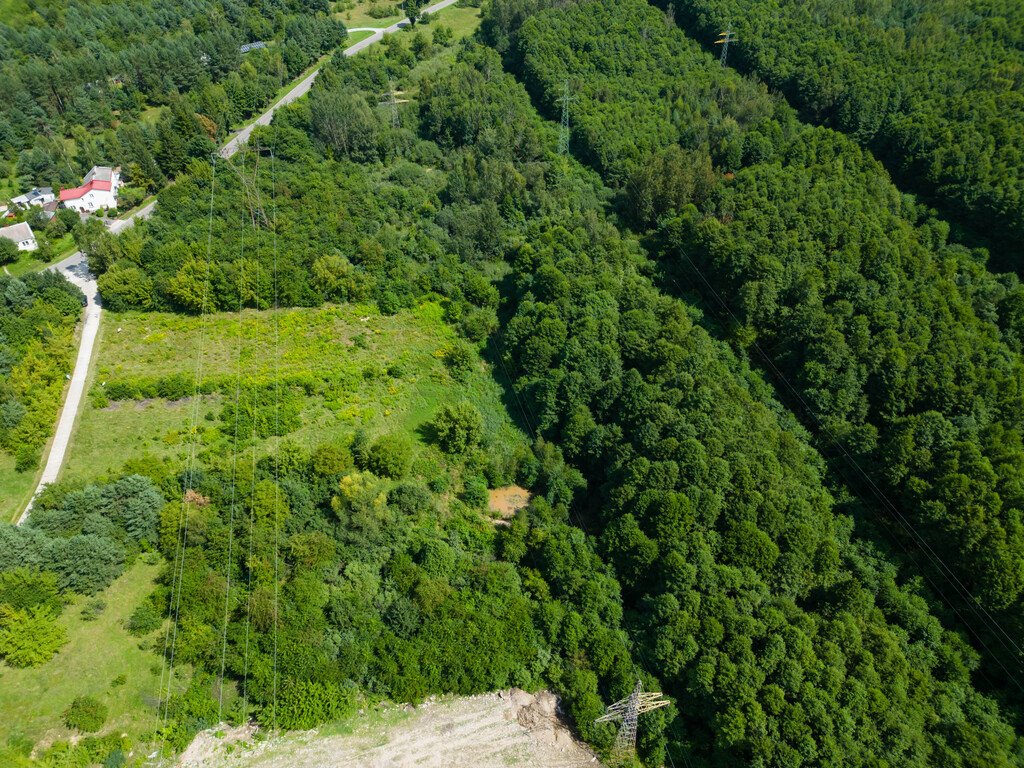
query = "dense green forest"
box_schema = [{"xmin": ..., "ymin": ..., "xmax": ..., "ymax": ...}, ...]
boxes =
[
  {"xmin": 489, "ymin": 0, "xmax": 1024, "ymax": 700},
  {"xmin": 58, "ymin": 27, "xmax": 1024, "ymax": 766},
  {"xmin": 0, "ymin": 0, "xmax": 345, "ymax": 201},
  {"xmin": 656, "ymin": 0, "xmax": 1024, "ymax": 264},
  {"xmin": 0, "ymin": 271, "xmax": 83, "ymax": 472}
]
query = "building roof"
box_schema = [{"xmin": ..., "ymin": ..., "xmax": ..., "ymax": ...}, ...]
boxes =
[
  {"xmin": 84, "ymin": 166, "xmax": 115, "ymax": 184},
  {"xmin": 60, "ymin": 179, "xmax": 112, "ymax": 201},
  {"xmin": 0, "ymin": 222, "xmax": 35, "ymax": 243}
]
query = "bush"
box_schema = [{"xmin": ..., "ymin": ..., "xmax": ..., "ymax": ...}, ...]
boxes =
[
  {"xmin": 431, "ymin": 402, "xmax": 483, "ymax": 454},
  {"xmin": 63, "ymin": 695, "xmax": 108, "ymax": 732},
  {"xmin": 0, "ymin": 605, "xmax": 67, "ymax": 667},
  {"xmin": 81, "ymin": 598, "xmax": 106, "ymax": 621},
  {"xmin": 273, "ymin": 680, "xmax": 356, "ymax": 729},
  {"xmin": 461, "ymin": 476, "xmax": 488, "ymax": 508},
  {"xmin": 364, "ymin": 434, "xmax": 413, "ymax": 479},
  {"xmin": 0, "ymin": 568, "xmax": 62, "ymax": 612},
  {"xmin": 442, "ymin": 342, "xmax": 475, "ymax": 381},
  {"xmin": 126, "ymin": 602, "xmax": 162, "ymax": 636}
]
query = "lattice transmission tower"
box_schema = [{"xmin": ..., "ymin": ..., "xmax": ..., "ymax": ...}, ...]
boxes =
[
  {"xmin": 379, "ymin": 80, "xmax": 410, "ymax": 129},
  {"xmin": 715, "ymin": 27, "xmax": 737, "ymax": 66},
  {"xmin": 556, "ymin": 79, "xmax": 577, "ymax": 156},
  {"xmin": 595, "ymin": 680, "xmax": 670, "ymax": 761}
]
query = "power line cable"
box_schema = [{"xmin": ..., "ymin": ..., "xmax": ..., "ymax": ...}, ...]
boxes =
[
  {"xmin": 660, "ymin": 250, "xmax": 1024, "ymax": 689},
  {"xmin": 218, "ymin": 152, "xmax": 251, "ymax": 719},
  {"xmin": 156, "ymin": 152, "xmax": 219, "ymax": 762}
]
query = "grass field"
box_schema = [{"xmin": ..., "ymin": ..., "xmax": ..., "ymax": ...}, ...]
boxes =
[
  {"xmin": 432, "ymin": 4, "xmax": 481, "ymax": 39},
  {"xmin": 0, "ymin": 451, "xmax": 40, "ymax": 525},
  {"xmin": 335, "ymin": 0, "xmax": 404, "ymax": 29},
  {"xmin": 62, "ymin": 302, "xmax": 519, "ymax": 484},
  {"xmin": 0, "ymin": 559, "xmax": 175, "ymax": 752}
]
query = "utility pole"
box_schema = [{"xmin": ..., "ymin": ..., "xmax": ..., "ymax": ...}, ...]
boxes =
[
  {"xmin": 715, "ymin": 27, "xmax": 737, "ymax": 66},
  {"xmin": 595, "ymin": 680, "xmax": 670, "ymax": 761},
  {"xmin": 556, "ymin": 79, "xmax": 576, "ymax": 156}
]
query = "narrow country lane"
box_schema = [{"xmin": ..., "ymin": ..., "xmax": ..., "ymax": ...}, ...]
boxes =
[
  {"xmin": 17, "ymin": 1, "xmax": 461, "ymax": 522},
  {"xmin": 219, "ymin": 0, "xmax": 462, "ymax": 159}
]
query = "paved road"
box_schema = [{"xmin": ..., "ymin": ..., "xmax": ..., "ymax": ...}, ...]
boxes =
[
  {"xmin": 17, "ymin": 251, "xmax": 100, "ymax": 523},
  {"xmin": 16, "ymin": 0, "xmax": 463, "ymax": 522},
  {"xmin": 219, "ymin": 0, "xmax": 462, "ymax": 158}
]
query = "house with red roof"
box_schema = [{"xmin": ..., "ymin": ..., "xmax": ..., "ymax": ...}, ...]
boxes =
[{"xmin": 60, "ymin": 166, "xmax": 121, "ymax": 213}]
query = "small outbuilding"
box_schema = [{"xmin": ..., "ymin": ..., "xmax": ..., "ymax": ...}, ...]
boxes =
[{"xmin": 0, "ymin": 221, "xmax": 38, "ymax": 252}]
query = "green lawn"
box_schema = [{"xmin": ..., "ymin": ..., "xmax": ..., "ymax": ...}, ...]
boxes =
[
  {"xmin": 4, "ymin": 234, "xmax": 76, "ymax": 278},
  {"xmin": 345, "ymin": 28, "xmax": 376, "ymax": 47},
  {"xmin": 62, "ymin": 302, "xmax": 519, "ymax": 484},
  {"xmin": 0, "ymin": 451, "xmax": 39, "ymax": 525},
  {"xmin": 0, "ymin": 559, "xmax": 177, "ymax": 752}
]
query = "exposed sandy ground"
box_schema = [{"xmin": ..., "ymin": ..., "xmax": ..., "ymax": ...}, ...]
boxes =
[
  {"xmin": 180, "ymin": 689, "xmax": 602, "ymax": 768},
  {"xmin": 488, "ymin": 486, "xmax": 531, "ymax": 523}
]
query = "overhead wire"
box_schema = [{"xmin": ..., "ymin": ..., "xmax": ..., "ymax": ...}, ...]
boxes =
[
  {"xmin": 269, "ymin": 144, "xmax": 282, "ymax": 733},
  {"xmin": 241, "ymin": 144, "xmax": 265, "ymax": 721},
  {"xmin": 156, "ymin": 151, "xmax": 219, "ymax": 761},
  {"xmin": 660, "ymin": 249, "xmax": 1024, "ymax": 691},
  {"xmin": 218, "ymin": 151, "xmax": 251, "ymax": 719}
]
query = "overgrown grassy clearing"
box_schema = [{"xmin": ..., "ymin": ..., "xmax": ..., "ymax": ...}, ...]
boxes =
[
  {"xmin": 0, "ymin": 559, "xmax": 177, "ymax": 749},
  {"xmin": 334, "ymin": 0, "xmax": 404, "ymax": 29},
  {"xmin": 433, "ymin": 4, "xmax": 481, "ymax": 39},
  {"xmin": 62, "ymin": 302, "xmax": 519, "ymax": 484},
  {"xmin": 0, "ymin": 162, "xmax": 19, "ymax": 204}
]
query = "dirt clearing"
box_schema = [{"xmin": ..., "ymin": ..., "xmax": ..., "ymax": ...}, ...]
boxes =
[
  {"xmin": 181, "ymin": 689, "xmax": 602, "ymax": 768},
  {"xmin": 488, "ymin": 485, "xmax": 531, "ymax": 522}
]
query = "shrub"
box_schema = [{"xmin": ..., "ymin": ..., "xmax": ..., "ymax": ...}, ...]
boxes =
[
  {"xmin": 274, "ymin": 680, "xmax": 356, "ymax": 729},
  {"xmin": 461, "ymin": 476, "xmax": 488, "ymax": 508},
  {"xmin": 431, "ymin": 402, "xmax": 483, "ymax": 454},
  {"xmin": 364, "ymin": 434, "xmax": 413, "ymax": 479},
  {"xmin": 81, "ymin": 598, "xmax": 106, "ymax": 621},
  {"xmin": 63, "ymin": 696, "xmax": 108, "ymax": 732},
  {"xmin": 126, "ymin": 602, "xmax": 162, "ymax": 636},
  {"xmin": 0, "ymin": 605, "xmax": 67, "ymax": 667},
  {"xmin": 0, "ymin": 568, "xmax": 62, "ymax": 612},
  {"xmin": 442, "ymin": 342, "xmax": 475, "ymax": 381}
]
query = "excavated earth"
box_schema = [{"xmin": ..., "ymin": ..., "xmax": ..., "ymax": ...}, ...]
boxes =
[{"xmin": 180, "ymin": 689, "xmax": 603, "ymax": 768}]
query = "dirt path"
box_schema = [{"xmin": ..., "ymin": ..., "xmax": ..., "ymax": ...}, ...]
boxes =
[{"xmin": 181, "ymin": 690, "xmax": 602, "ymax": 768}]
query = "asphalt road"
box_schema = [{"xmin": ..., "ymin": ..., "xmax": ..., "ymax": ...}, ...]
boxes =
[
  {"xmin": 16, "ymin": 252, "xmax": 99, "ymax": 523},
  {"xmin": 219, "ymin": 0, "xmax": 462, "ymax": 159},
  {"xmin": 17, "ymin": 3, "xmax": 461, "ymax": 521}
]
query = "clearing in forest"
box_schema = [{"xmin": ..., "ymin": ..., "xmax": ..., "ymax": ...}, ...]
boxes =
[
  {"xmin": 61, "ymin": 302, "xmax": 518, "ymax": 484},
  {"xmin": 182, "ymin": 689, "xmax": 601, "ymax": 768}
]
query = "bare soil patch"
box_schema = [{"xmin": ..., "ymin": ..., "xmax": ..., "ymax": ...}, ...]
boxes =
[
  {"xmin": 488, "ymin": 485, "xmax": 531, "ymax": 520},
  {"xmin": 180, "ymin": 689, "xmax": 601, "ymax": 768}
]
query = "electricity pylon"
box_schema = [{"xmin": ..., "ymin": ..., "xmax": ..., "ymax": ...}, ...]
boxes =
[
  {"xmin": 556, "ymin": 79, "xmax": 576, "ymax": 156},
  {"xmin": 715, "ymin": 27, "xmax": 737, "ymax": 66},
  {"xmin": 379, "ymin": 81, "xmax": 410, "ymax": 129},
  {"xmin": 595, "ymin": 680, "xmax": 670, "ymax": 760}
]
